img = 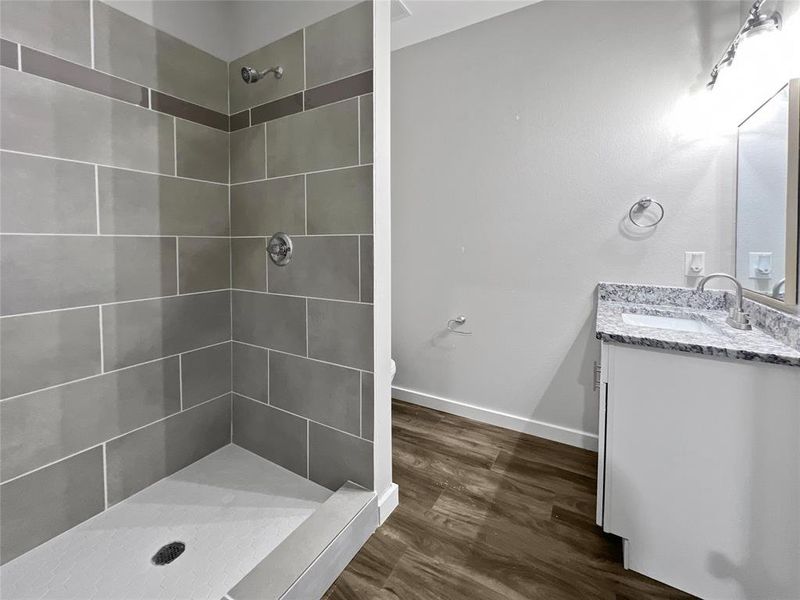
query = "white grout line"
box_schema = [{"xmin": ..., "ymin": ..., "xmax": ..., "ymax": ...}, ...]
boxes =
[
  {"xmin": 175, "ymin": 237, "xmax": 180, "ymax": 293},
  {"xmin": 89, "ymin": 0, "xmax": 95, "ymax": 69},
  {"xmin": 1, "ymin": 288, "xmax": 231, "ymax": 320},
  {"xmin": 263, "ymin": 122, "xmax": 267, "ymax": 180},
  {"xmin": 0, "ymin": 233, "xmax": 231, "ymax": 238},
  {"xmin": 0, "ymin": 340, "xmax": 230, "ymax": 403},
  {"xmin": 303, "ymin": 174, "xmax": 308, "ymax": 235},
  {"xmin": 359, "ymin": 371, "xmax": 363, "ymax": 437},
  {"xmin": 173, "ymin": 117, "xmax": 178, "ymax": 176},
  {"xmin": 94, "ymin": 164, "xmax": 100, "ymax": 234},
  {"xmin": 305, "ymin": 298, "xmax": 309, "ymax": 357},
  {"xmin": 357, "ymin": 96, "xmax": 362, "ymax": 164},
  {"xmin": 306, "ymin": 420, "xmax": 310, "ymax": 479},
  {"xmin": 232, "ymin": 341, "xmax": 367, "ymax": 375},
  {"xmin": 178, "ymin": 354, "xmax": 184, "ymax": 411},
  {"xmin": 98, "ymin": 306, "xmax": 105, "ymax": 374},
  {"xmin": 358, "ymin": 235, "xmax": 362, "ymax": 302},
  {"xmin": 230, "ymin": 288, "xmax": 371, "ymax": 306},
  {"xmin": 101, "ymin": 443, "xmax": 108, "ymax": 509},
  {"xmin": 0, "ymin": 149, "xmax": 228, "ymax": 187},
  {"xmin": 302, "ymin": 28, "xmax": 307, "ymax": 90},
  {"xmin": 265, "ymin": 348, "xmax": 270, "ymax": 405},
  {"xmin": 229, "ymin": 162, "xmax": 369, "ymax": 187}
]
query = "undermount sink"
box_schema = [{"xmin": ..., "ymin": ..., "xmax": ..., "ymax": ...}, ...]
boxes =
[{"xmin": 621, "ymin": 312, "xmax": 720, "ymax": 335}]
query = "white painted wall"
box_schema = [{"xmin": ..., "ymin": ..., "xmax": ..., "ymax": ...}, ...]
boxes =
[{"xmin": 391, "ymin": 0, "xmax": 788, "ymax": 448}]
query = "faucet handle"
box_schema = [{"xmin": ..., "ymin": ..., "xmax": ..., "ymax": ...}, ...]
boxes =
[{"xmin": 726, "ymin": 307, "xmax": 752, "ymax": 331}]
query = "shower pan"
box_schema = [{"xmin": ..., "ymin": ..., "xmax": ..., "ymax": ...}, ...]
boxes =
[{"xmin": 0, "ymin": 1, "xmax": 388, "ymax": 598}]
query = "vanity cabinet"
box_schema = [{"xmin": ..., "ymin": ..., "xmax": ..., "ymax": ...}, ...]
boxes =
[{"xmin": 596, "ymin": 342, "xmax": 800, "ymax": 600}]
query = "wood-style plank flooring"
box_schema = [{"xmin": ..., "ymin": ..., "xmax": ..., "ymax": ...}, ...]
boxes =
[{"xmin": 324, "ymin": 400, "xmax": 696, "ymax": 600}]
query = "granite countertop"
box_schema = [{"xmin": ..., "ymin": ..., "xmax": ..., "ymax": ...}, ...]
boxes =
[{"xmin": 596, "ymin": 283, "xmax": 800, "ymax": 367}]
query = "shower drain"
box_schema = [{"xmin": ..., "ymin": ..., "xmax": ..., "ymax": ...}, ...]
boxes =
[{"xmin": 151, "ymin": 541, "xmax": 186, "ymax": 566}]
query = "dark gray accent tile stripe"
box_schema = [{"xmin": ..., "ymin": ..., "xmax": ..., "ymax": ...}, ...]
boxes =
[
  {"xmin": 229, "ymin": 109, "xmax": 250, "ymax": 132},
  {"xmin": 251, "ymin": 92, "xmax": 303, "ymax": 125},
  {"xmin": 304, "ymin": 70, "xmax": 372, "ymax": 111},
  {"xmin": 20, "ymin": 46, "xmax": 148, "ymax": 107},
  {"xmin": 105, "ymin": 394, "xmax": 231, "ymax": 506},
  {"xmin": 0, "ymin": 446, "xmax": 104, "ymax": 565},
  {"xmin": 151, "ymin": 90, "xmax": 227, "ymax": 131},
  {"xmin": 0, "ymin": 38, "xmax": 18, "ymax": 70}
]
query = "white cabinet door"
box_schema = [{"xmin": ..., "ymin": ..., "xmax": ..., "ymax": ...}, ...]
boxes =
[{"xmin": 603, "ymin": 344, "xmax": 800, "ymax": 600}]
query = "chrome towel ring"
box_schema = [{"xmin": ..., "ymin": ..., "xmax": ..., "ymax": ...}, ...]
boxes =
[
  {"xmin": 447, "ymin": 316, "xmax": 472, "ymax": 335},
  {"xmin": 628, "ymin": 197, "xmax": 664, "ymax": 228}
]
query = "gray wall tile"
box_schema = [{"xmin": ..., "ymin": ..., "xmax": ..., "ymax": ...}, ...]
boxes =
[
  {"xmin": 308, "ymin": 422, "xmax": 373, "ymax": 490},
  {"xmin": 230, "ymin": 124, "xmax": 266, "ymax": 184},
  {"xmin": 267, "ymin": 99, "xmax": 359, "ymax": 178},
  {"xmin": 305, "ymin": 2, "xmax": 373, "ymax": 88},
  {"xmin": 0, "ymin": 0, "xmax": 91, "ymax": 66},
  {"xmin": 230, "ymin": 177, "xmax": 305, "ymax": 237},
  {"xmin": 360, "ymin": 94, "xmax": 373, "ymax": 164},
  {"xmin": 178, "ymin": 237, "xmax": 231, "ymax": 293},
  {"xmin": 232, "ymin": 342, "xmax": 267, "ymax": 402},
  {"xmin": 1, "ymin": 358, "xmax": 180, "ymax": 482},
  {"xmin": 102, "ymin": 291, "xmax": 231, "ymax": 371},
  {"xmin": 361, "ymin": 372, "xmax": 373, "ymax": 441},
  {"xmin": 268, "ymin": 236, "xmax": 359, "ymax": 301},
  {"xmin": 229, "ymin": 31, "xmax": 304, "ymax": 114},
  {"xmin": 306, "ymin": 165, "xmax": 372, "ymax": 234},
  {"xmin": 21, "ymin": 46, "xmax": 148, "ymax": 107},
  {"xmin": 270, "ymin": 352, "xmax": 360, "ymax": 435},
  {"xmin": 106, "ymin": 394, "xmax": 231, "ymax": 506},
  {"xmin": 93, "ymin": 1, "xmax": 227, "ymax": 112},
  {"xmin": 181, "ymin": 343, "xmax": 231, "ymax": 408},
  {"xmin": 232, "ymin": 394, "xmax": 307, "ymax": 478},
  {"xmin": 231, "ymin": 291, "xmax": 306, "ymax": 355},
  {"xmin": 98, "ymin": 167, "xmax": 229, "ymax": 236},
  {"xmin": 0, "ymin": 235, "xmax": 177, "ymax": 315},
  {"xmin": 1, "ymin": 152, "xmax": 96, "ymax": 234},
  {"xmin": 307, "ymin": 300, "xmax": 373, "ymax": 370},
  {"xmin": 232, "ymin": 238, "xmax": 266, "ymax": 291},
  {"xmin": 0, "ymin": 307, "xmax": 100, "ymax": 400},
  {"xmin": 0, "ymin": 69, "xmax": 174, "ymax": 173},
  {"xmin": 0, "ymin": 446, "xmax": 104, "ymax": 565},
  {"xmin": 360, "ymin": 235, "xmax": 373, "ymax": 303},
  {"xmin": 176, "ymin": 119, "xmax": 229, "ymax": 183}
]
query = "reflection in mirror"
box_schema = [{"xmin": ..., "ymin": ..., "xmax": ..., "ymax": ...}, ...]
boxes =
[{"xmin": 735, "ymin": 81, "xmax": 798, "ymax": 307}]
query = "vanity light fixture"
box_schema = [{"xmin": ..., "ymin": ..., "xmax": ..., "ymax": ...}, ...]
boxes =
[{"xmin": 708, "ymin": 0, "xmax": 782, "ymax": 87}]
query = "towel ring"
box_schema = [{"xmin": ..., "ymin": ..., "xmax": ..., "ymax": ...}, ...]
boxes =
[
  {"xmin": 628, "ymin": 197, "xmax": 664, "ymax": 228},
  {"xmin": 447, "ymin": 315, "xmax": 472, "ymax": 335}
]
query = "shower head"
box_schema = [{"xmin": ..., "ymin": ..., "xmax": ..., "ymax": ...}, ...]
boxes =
[{"xmin": 241, "ymin": 65, "xmax": 284, "ymax": 84}]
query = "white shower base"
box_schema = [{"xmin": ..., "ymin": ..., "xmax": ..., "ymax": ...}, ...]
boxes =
[{"xmin": 0, "ymin": 445, "xmax": 332, "ymax": 600}]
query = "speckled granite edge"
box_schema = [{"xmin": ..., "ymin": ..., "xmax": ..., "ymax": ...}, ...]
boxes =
[
  {"xmin": 597, "ymin": 282, "xmax": 727, "ymax": 310},
  {"xmin": 596, "ymin": 282, "xmax": 800, "ymax": 367},
  {"xmin": 739, "ymin": 297, "xmax": 800, "ymax": 352}
]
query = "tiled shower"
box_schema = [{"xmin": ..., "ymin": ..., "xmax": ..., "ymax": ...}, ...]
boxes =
[{"xmin": 0, "ymin": 1, "xmax": 380, "ymax": 593}]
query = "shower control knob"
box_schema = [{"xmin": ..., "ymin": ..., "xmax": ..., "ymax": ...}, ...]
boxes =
[{"xmin": 267, "ymin": 232, "xmax": 293, "ymax": 266}]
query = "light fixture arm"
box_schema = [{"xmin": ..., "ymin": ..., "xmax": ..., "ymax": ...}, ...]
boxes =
[{"xmin": 708, "ymin": 0, "xmax": 781, "ymax": 86}]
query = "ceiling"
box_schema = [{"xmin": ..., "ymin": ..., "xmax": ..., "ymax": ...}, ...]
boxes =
[{"xmin": 104, "ymin": 0, "xmax": 540, "ymax": 61}]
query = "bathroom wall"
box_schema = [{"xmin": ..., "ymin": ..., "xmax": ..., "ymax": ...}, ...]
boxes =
[
  {"xmin": 227, "ymin": 1, "xmax": 376, "ymax": 491},
  {"xmin": 391, "ymin": 0, "xmax": 756, "ymax": 448},
  {"xmin": 0, "ymin": 0, "xmax": 232, "ymax": 564}
]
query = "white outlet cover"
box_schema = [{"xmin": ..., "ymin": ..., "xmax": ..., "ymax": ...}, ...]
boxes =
[
  {"xmin": 684, "ymin": 251, "xmax": 705, "ymax": 276},
  {"xmin": 748, "ymin": 252, "xmax": 773, "ymax": 279}
]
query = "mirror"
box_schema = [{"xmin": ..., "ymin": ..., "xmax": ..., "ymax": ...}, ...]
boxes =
[{"xmin": 735, "ymin": 79, "xmax": 799, "ymax": 309}]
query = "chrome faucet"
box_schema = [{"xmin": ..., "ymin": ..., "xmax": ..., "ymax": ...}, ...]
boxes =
[
  {"xmin": 696, "ymin": 273, "xmax": 752, "ymax": 330},
  {"xmin": 772, "ymin": 278, "xmax": 786, "ymax": 300}
]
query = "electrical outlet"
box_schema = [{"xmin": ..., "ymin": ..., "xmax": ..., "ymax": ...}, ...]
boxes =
[{"xmin": 684, "ymin": 251, "xmax": 705, "ymax": 276}]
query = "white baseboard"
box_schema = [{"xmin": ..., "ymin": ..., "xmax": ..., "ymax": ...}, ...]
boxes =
[
  {"xmin": 392, "ymin": 385, "xmax": 598, "ymax": 451},
  {"xmin": 377, "ymin": 483, "xmax": 398, "ymax": 525}
]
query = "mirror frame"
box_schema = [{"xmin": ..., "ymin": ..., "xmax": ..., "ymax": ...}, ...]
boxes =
[{"xmin": 736, "ymin": 78, "xmax": 800, "ymax": 312}]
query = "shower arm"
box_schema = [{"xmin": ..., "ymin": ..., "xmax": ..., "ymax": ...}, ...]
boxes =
[{"xmin": 260, "ymin": 66, "xmax": 284, "ymax": 79}]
